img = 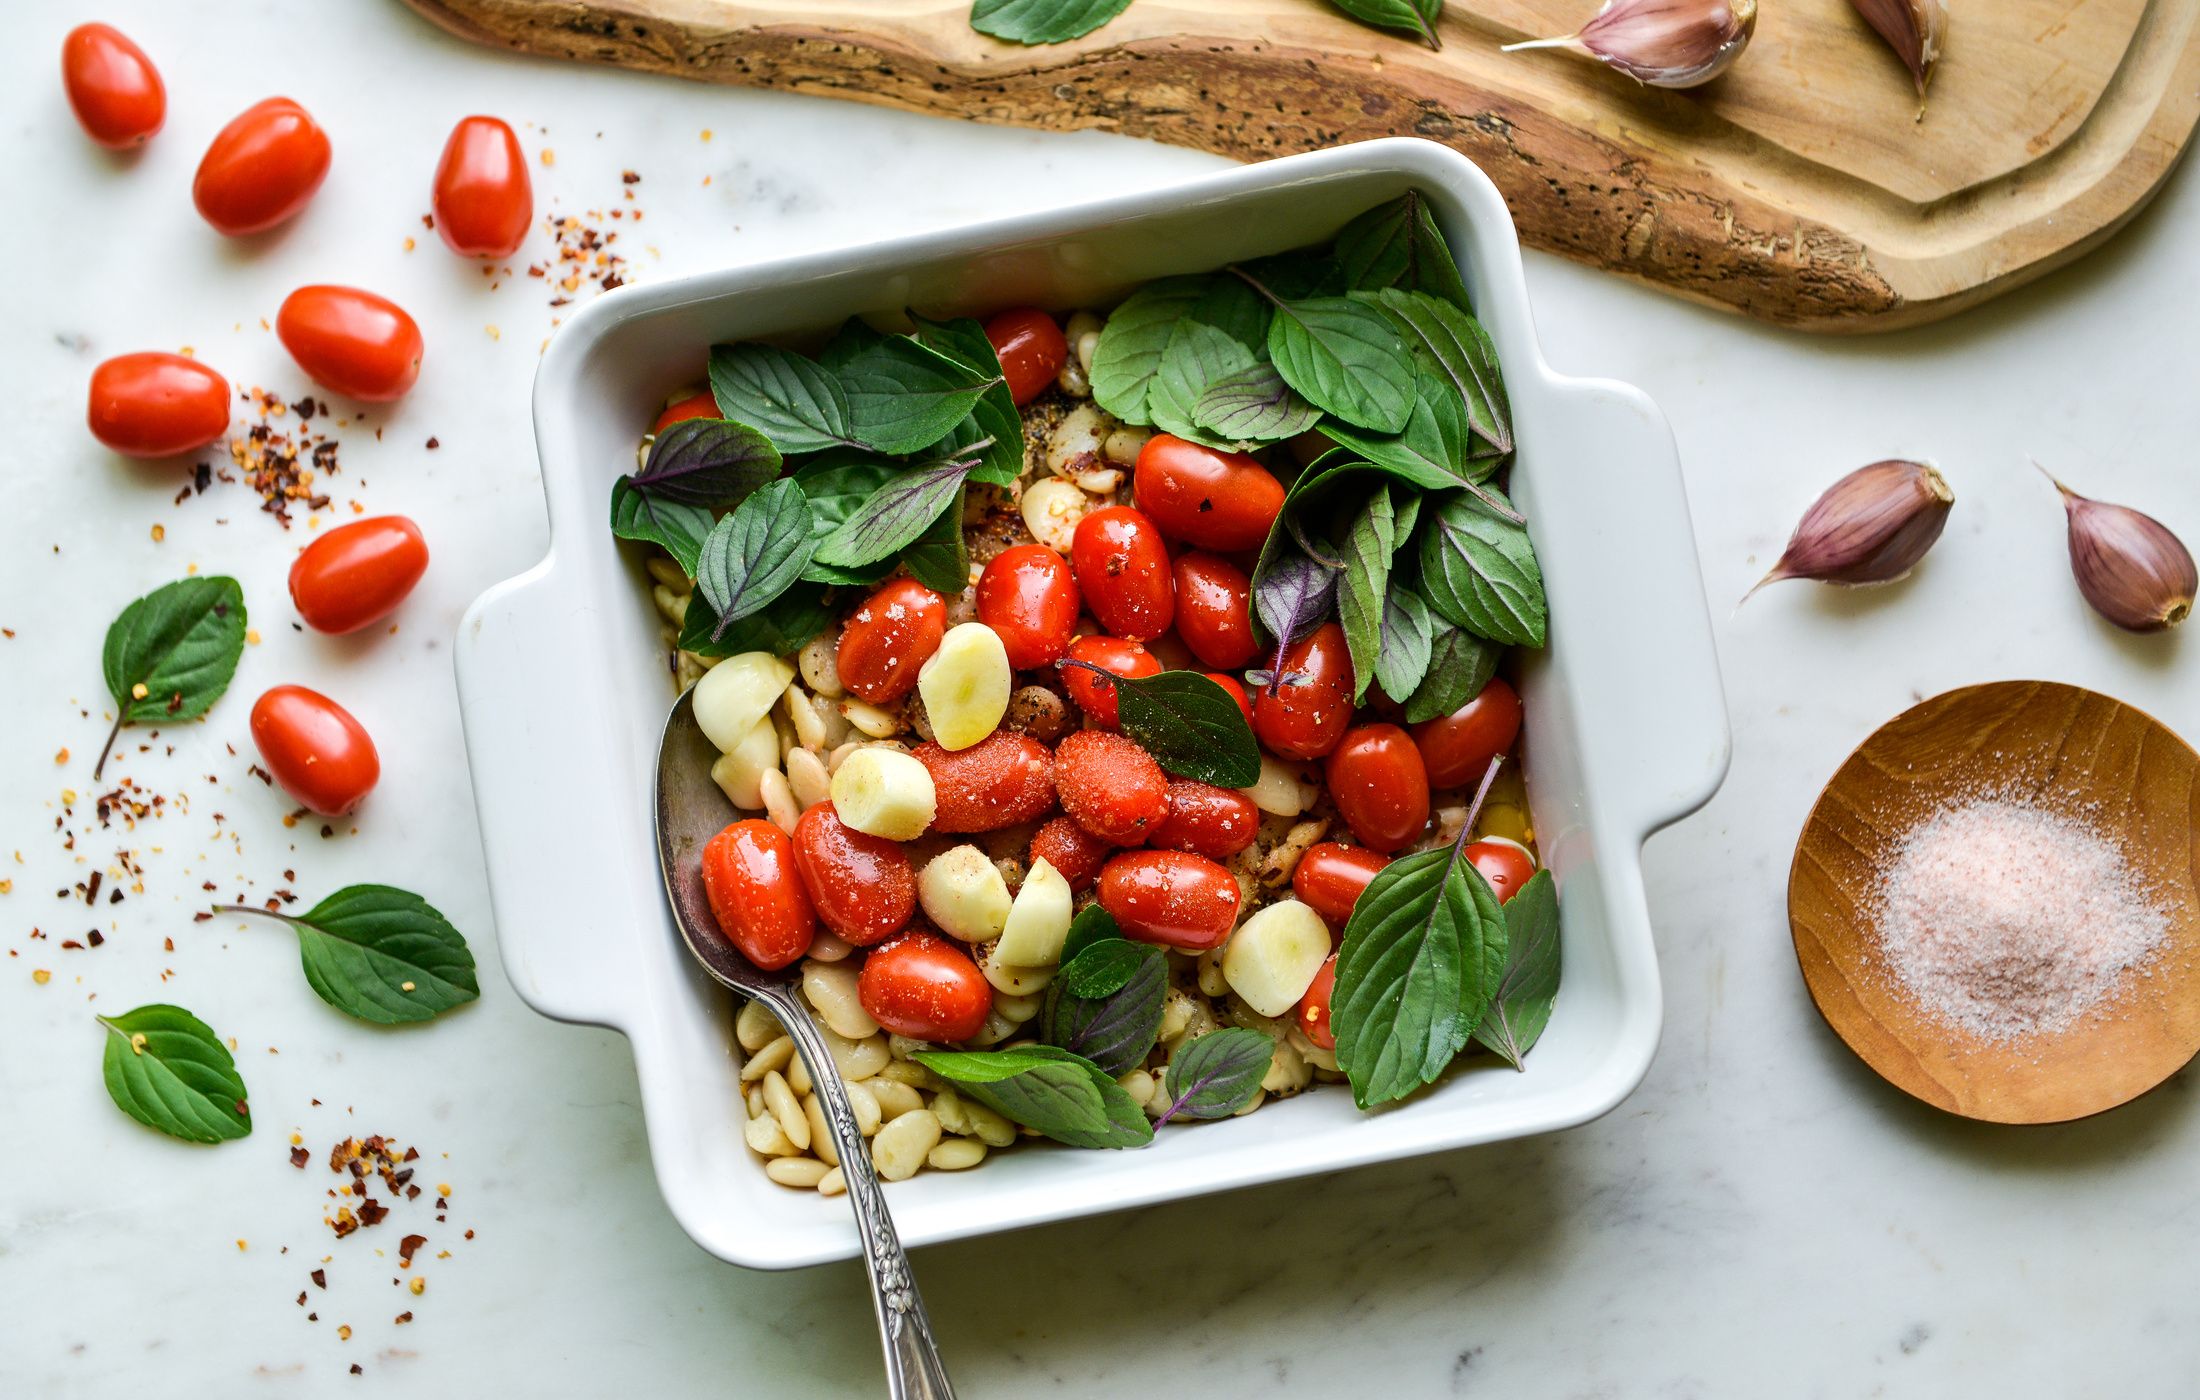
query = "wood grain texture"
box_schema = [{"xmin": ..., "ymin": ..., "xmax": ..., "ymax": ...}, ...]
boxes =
[
  {"xmin": 1789, "ymin": 681, "xmax": 2200, "ymax": 1124},
  {"xmin": 395, "ymin": 0, "xmax": 2200, "ymax": 331}
]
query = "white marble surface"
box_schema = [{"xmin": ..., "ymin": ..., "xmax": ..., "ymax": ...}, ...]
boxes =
[{"xmin": 6, "ymin": 2, "xmax": 2199, "ymax": 1395}]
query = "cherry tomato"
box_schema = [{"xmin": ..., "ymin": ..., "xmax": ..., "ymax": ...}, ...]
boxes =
[
  {"xmin": 431, "ymin": 115, "xmax": 532, "ymax": 259},
  {"xmin": 651, "ymin": 389, "xmax": 718, "ymax": 436},
  {"xmin": 836, "ymin": 578, "xmax": 946, "ymax": 705},
  {"xmin": 1071, "ymin": 506, "xmax": 1174, "ymax": 642},
  {"xmin": 249, "ymin": 685, "xmax": 380, "ymax": 817},
  {"xmin": 1251, "ymin": 622, "xmax": 1354, "ymax": 760},
  {"xmin": 1291, "ymin": 842, "xmax": 1392, "ymax": 926},
  {"xmin": 288, "ymin": 516, "xmax": 429, "ymax": 635},
  {"xmin": 86, "ymin": 352, "xmax": 229, "ymax": 458},
  {"xmin": 277, "ymin": 285, "xmax": 424, "ymax": 403},
  {"xmin": 61, "ymin": 24, "xmax": 164, "ymax": 149},
  {"xmin": 792, "ymin": 803, "xmax": 915, "ymax": 946},
  {"xmin": 982, "ymin": 308, "xmax": 1067, "ymax": 406},
  {"xmin": 976, "ymin": 543, "xmax": 1080, "ymax": 669},
  {"xmin": 1325, "ymin": 723, "xmax": 1432, "ymax": 854},
  {"xmin": 1206, "ymin": 672, "xmax": 1255, "ymax": 729},
  {"xmin": 911, "ymin": 733, "xmax": 1055, "ymax": 833},
  {"xmin": 858, "ymin": 930, "xmax": 991, "ymax": 1042},
  {"xmin": 1171, "ymin": 553, "xmax": 1258, "ymax": 670},
  {"xmin": 1054, "ymin": 730, "xmax": 1167, "ymax": 845},
  {"xmin": 1029, "ymin": 816, "xmax": 1112, "ymax": 892},
  {"xmin": 1294, "ymin": 954, "xmax": 1338, "ymax": 1051},
  {"xmin": 1411, "ymin": 677, "xmax": 1523, "ymax": 790},
  {"xmin": 1097, "ymin": 849, "xmax": 1241, "ymax": 951},
  {"xmin": 700, "ymin": 819, "xmax": 816, "ymax": 970},
  {"xmin": 1149, "ymin": 780, "xmax": 1258, "ymax": 861},
  {"xmin": 1059, "ymin": 635, "xmax": 1159, "ymax": 729},
  {"xmin": 1132, "ymin": 435, "xmax": 1286, "ymax": 552},
  {"xmin": 192, "ymin": 97, "xmax": 330, "ymax": 236},
  {"xmin": 1465, "ymin": 839, "xmax": 1536, "ymax": 905}
]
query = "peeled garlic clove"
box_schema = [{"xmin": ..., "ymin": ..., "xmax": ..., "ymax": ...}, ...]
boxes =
[
  {"xmin": 1221, "ymin": 899, "xmax": 1331, "ymax": 1018},
  {"xmin": 829, "ymin": 747, "xmax": 936, "ymax": 840},
  {"xmin": 917, "ymin": 622, "xmax": 1011, "ymax": 752},
  {"xmin": 994, "ymin": 858, "xmax": 1072, "ymax": 968},
  {"xmin": 2042, "ymin": 467, "xmax": 2196, "ymax": 633},
  {"xmin": 692, "ymin": 651, "xmax": 794, "ymax": 754},
  {"xmin": 1849, "ymin": 0, "xmax": 1946, "ymax": 105},
  {"xmin": 1746, "ymin": 459, "xmax": 1953, "ymax": 599},
  {"xmin": 917, "ymin": 844, "xmax": 1013, "ymax": 943},
  {"xmin": 1504, "ymin": 0, "xmax": 1757, "ymax": 90},
  {"xmin": 709, "ymin": 715, "xmax": 782, "ymax": 810}
]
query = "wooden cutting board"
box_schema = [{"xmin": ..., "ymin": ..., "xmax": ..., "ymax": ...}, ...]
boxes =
[{"xmin": 399, "ymin": 0, "xmax": 2200, "ymax": 331}]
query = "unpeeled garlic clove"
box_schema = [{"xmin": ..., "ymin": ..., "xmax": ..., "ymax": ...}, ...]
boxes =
[
  {"xmin": 1746, "ymin": 459, "xmax": 1953, "ymax": 600},
  {"xmin": 2041, "ymin": 466, "xmax": 2195, "ymax": 633},
  {"xmin": 1849, "ymin": 0, "xmax": 1946, "ymax": 107},
  {"xmin": 1503, "ymin": 0, "xmax": 1757, "ymax": 90}
]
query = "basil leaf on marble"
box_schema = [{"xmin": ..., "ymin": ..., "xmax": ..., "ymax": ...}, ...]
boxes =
[
  {"xmin": 695, "ymin": 478, "xmax": 815, "ymax": 635},
  {"xmin": 680, "ymin": 580, "xmax": 835, "ymax": 659},
  {"xmin": 98, "ymin": 575, "xmax": 247, "ymax": 777},
  {"xmin": 1337, "ymin": 487, "xmax": 1399, "ymax": 702},
  {"xmin": 831, "ymin": 333, "xmax": 1001, "ymax": 456},
  {"xmin": 707, "ymin": 343, "xmax": 859, "ymax": 455},
  {"xmin": 1154, "ymin": 1028, "xmax": 1273, "ymax": 1123},
  {"xmin": 812, "ymin": 442, "xmax": 990, "ymax": 568},
  {"xmin": 1334, "ymin": 188, "xmax": 1470, "ymax": 306},
  {"xmin": 218, "ymin": 885, "xmax": 480, "ymax": 1026},
  {"xmin": 98, "ymin": 1004, "xmax": 252, "ymax": 1144},
  {"xmin": 609, "ymin": 478, "xmax": 714, "ymax": 576},
  {"xmin": 1375, "ymin": 288, "xmax": 1512, "ymax": 456},
  {"xmin": 1261, "ymin": 290, "xmax": 1417, "ymax": 434},
  {"xmin": 1067, "ymin": 665, "xmax": 1261, "ymax": 787},
  {"xmin": 627, "ymin": 417, "xmax": 784, "ymax": 506},
  {"xmin": 1473, "ymin": 868, "xmax": 1560, "ymax": 1069},
  {"xmin": 916, "ymin": 1045, "xmax": 1154, "ymax": 1148},
  {"xmin": 1404, "ymin": 626, "xmax": 1502, "ymax": 724},
  {"xmin": 1191, "ymin": 362, "xmax": 1323, "ymax": 444},
  {"xmin": 1417, "ymin": 490, "xmax": 1547, "ymax": 646},
  {"xmin": 970, "ymin": 0, "xmax": 1134, "ymax": 43}
]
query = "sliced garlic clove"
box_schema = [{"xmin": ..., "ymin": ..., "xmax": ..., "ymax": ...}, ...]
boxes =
[
  {"xmin": 994, "ymin": 857, "xmax": 1073, "ymax": 968},
  {"xmin": 828, "ymin": 747, "xmax": 936, "ymax": 840},
  {"xmin": 1221, "ymin": 899, "xmax": 1332, "ymax": 1017},
  {"xmin": 692, "ymin": 651, "xmax": 794, "ymax": 753},
  {"xmin": 917, "ymin": 844, "xmax": 1013, "ymax": 943},
  {"xmin": 709, "ymin": 714, "xmax": 781, "ymax": 810},
  {"xmin": 917, "ymin": 622, "xmax": 1011, "ymax": 752}
]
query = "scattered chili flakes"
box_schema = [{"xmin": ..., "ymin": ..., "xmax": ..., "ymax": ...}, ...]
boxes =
[{"xmin": 211, "ymin": 388, "xmax": 347, "ymax": 528}]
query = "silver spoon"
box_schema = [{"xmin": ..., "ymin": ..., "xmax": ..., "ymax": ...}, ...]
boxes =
[{"xmin": 654, "ymin": 690, "xmax": 956, "ymax": 1399}]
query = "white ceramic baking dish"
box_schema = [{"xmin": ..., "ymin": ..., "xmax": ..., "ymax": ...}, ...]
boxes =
[{"xmin": 454, "ymin": 137, "xmax": 1729, "ymax": 1270}]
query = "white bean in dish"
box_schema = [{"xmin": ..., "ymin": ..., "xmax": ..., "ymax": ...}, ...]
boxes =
[{"xmin": 609, "ymin": 191, "xmax": 1563, "ymax": 1191}]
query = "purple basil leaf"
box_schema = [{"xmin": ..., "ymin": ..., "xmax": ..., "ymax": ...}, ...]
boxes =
[
  {"xmin": 628, "ymin": 417, "xmax": 784, "ymax": 507},
  {"xmin": 1253, "ymin": 545, "xmax": 1341, "ymax": 648},
  {"xmin": 1155, "ymin": 1027, "xmax": 1273, "ymax": 1124},
  {"xmin": 1042, "ymin": 944, "xmax": 1167, "ymax": 1077}
]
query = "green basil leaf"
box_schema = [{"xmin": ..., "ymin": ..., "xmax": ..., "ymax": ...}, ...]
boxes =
[
  {"xmin": 695, "ymin": 479, "xmax": 815, "ymax": 635},
  {"xmin": 629, "ymin": 417, "xmax": 784, "ymax": 506},
  {"xmin": 609, "ymin": 477, "xmax": 713, "ymax": 576},
  {"xmin": 1090, "ymin": 275, "xmax": 1268, "ymax": 426},
  {"xmin": 680, "ymin": 581, "xmax": 835, "ymax": 659},
  {"xmin": 1264, "ymin": 292, "xmax": 1417, "ymax": 434},
  {"xmin": 916, "ymin": 1044, "xmax": 1154, "ymax": 1148},
  {"xmin": 102, "ymin": 575, "xmax": 247, "ymax": 738},
  {"xmin": 832, "ymin": 333, "xmax": 1000, "ymax": 456},
  {"xmin": 243, "ymin": 885, "xmax": 481, "ymax": 1025},
  {"xmin": 812, "ymin": 446, "xmax": 985, "ymax": 568},
  {"xmin": 1235, "ymin": 250, "xmax": 1346, "ymax": 301},
  {"xmin": 912, "ymin": 315, "xmax": 1025, "ymax": 487},
  {"xmin": 1473, "ymin": 868, "xmax": 1560, "ymax": 1068},
  {"xmin": 98, "ymin": 1003, "xmax": 252, "ymax": 1144},
  {"xmin": 1338, "ymin": 488, "xmax": 1397, "ymax": 702},
  {"xmin": 793, "ymin": 452, "xmax": 900, "ymax": 586},
  {"xmin": 707, "ymin": 343, "xmax": 858, "ymax": 454},
  {"xmin": 1148, "ymin": 320, "xmax": 1260, "ymax": 447},
  {"xmin": 1041, "ymin": 944, "xmax": 1168, "ymax": 1076},
  {"xmin": 1058, "ymin": 937, "xmax": 1150, "ymax": 999},
  {"xmin": 897, "ymin": 486, "xmax": 970, "ymax": 594},
  {"xmin": 1107, "ymin": 669, "xmax": 1262, "ymax": 787},
  {"xmin": 1334, "ymin": 188, "xmax": 1470, "ymax": 308},
  {"xmin": 1156, "ymin": 1027, "xmax": 1272, "ymax": 1122},
  {"xmin": 1374, "ymin": 288, "xmax": 1513, "ymax": 455},
  {"xmin": 1318, "ymin": 365, "xmax": 1479, "ymax": 487},
  {"xmin": 1191, "ymin": 361, "xmax": 1323, "ymax": 444},
  {"xmin": 1403, "ymin": 626, "xmax": 1502, "ymax": 723},
  {"xmin": 1417, "ymin": 490, "xmax": 1547, "ymax": 647},
  {"xmin": 1060, "ymin": 902, "xmax": 1122, "ymax": 968},
  {"xmin": 1332, "ymin": 838, "xmax": 1508, "ymax": 1108},
  {"xmin": 970, "ymin": 0, "xmax": 1133, "ymax": 43},
  {"xmin": 1374, "ymin": 587, "xmax": 1436, "ymax": 705}
]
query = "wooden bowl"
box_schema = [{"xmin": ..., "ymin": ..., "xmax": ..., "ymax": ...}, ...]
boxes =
[{"xmin": 1789, "ymin": 680, "xmax": 2200, "ymax": 1124}]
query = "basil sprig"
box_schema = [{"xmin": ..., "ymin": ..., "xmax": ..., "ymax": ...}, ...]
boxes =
[
  {"xmin": 97, "ymin": 575, "xmax": 248, "ymax": 778},
  {"xmin": 215, "ymin": 885, "xmax": 480, "ymax": 1025},
  {"xmin": 98, "ymin": 1004, "xmax": 252, "ymax": 1144},
  {"xmin": 1473, "ymin": 867, "xmax": 1561, "ymax": 1068},
  {"xmin": 916, "ymin": 1044, "xmax": 1153, "ymax": 1148},
  {"xmin": 1057, "ymin": 662, "xmax": 1260, "ymax": 787}
]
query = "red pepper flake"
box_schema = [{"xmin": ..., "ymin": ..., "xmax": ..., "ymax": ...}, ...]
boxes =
[
  {"xmin": 88, "ymin": 930, "xmax": 105, "ymax": 946},
  {"xmin": 311, "ymin": 1268, "xmax": 327, "ymax": 1288},
  {"xmin": 394, "ymin": 1311, "xmax": 413, "ymax": 1325},
  {"xmin": 425, "ymin": 436, "xmax": 440, "ymax": 450},
  {"xmin": 291, "ymin": 1146, "xmax": 311, "ymax": 1168},
  {"xmin": 398, "ymin": 1233, "xmax": 426, "ymax": 1267}
]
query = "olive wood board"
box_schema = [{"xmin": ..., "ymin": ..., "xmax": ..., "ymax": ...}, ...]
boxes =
[
  {"xmin": 398, "ymin": 0, "xmax": 2200, "ymax": 331},
  {"xmin": 1788, "ymin": 680, "xmax": 2200, "ymax": 1124}
]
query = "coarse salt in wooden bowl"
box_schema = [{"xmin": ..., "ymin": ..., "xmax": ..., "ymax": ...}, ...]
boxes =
[{"xmin": 1789, "ymin": 680, "xmax": 2200, "ymax": 1124}]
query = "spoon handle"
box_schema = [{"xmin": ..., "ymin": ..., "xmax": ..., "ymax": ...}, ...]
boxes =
[{"xmin": 759, "ymin": 986, "xmax": 956, "ymax": 1400}]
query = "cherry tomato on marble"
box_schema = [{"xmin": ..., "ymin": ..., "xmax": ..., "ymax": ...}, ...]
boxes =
[
  {"xmin": 1290, "ymin": 841, "xmax": 1391, "ymax": 926},
  {"xmin": 1029, "ymin": 816, "xmax": 1112, "ymax": 892},
  {"xmin": 976, "ymin": 543, "xmax": 1080, "ymax": 669},
  {"xmin": 1071, "ymin": 506, "xmax": 1174, "ymax": 642},
  {"xmin": 858, "ymin": 930, "xmax": 991, "ymax": 1042},
  {"xmin": 431, "ymin": 115, "xmax": 532, "ymax": 259},
  {"xmin": 287, "ymin": 515, "xmax": 429, "ymax": 635},
  {"xmin": 1325, "ymin": 723, "xmax": 1431, "ymax": 854},
  {"xmin": 1132, "ymin": 434, "xmax": 1285, "ymax": 552},
  {"xmin": 701, "ymin": 819, "xmax": 817, "ymax": 970},
  {"xmin": 836, "ymin": 578, "xmax": 946, "ymax": 705},
  {"xmin": 1205, "ymin": 672, "xmax": 1255, "ymax": 730},
  {"xmin": 1411, "ymin": 677, "xmax": 1523, "ymax": 790},
  {"xmin": 276, "ymin": 285, "xmax": 424, "ymax": 403},
  {"xmin": 792, "ymin": 803, "xmax": 916, "ymax": 946},
  {"xmin": 1149, "ymin": 779, "xmax": 1258, "ymax": 861},
  {"xmin": 911, "ymin": 732, "xmax": 1055, "ymax": 833},
  {"xmin": 1251, "ymin": 622, "xmax": 1354, "ymax": 761},
  {"xmin": 1096, "ymin": 849, "xmax": 1241, "ymax": 951},
  {"xmin": 249, "ymin": 685, "xmax": 380, "ymax": 817},
  {"xmin": 1171, "ymin": 552, "xmax": 1259, "ymax": 670},
  {"xmin": 651, "ymin": 389, "xmax": 718, "ymax": 435},
  {"xmin": 982, "ymin": 308, "xmax": 1067, "ymax": 406},
  {"xmin": 1060, "ymin": 634, "xmax": 1159, "ymax": 729},
  {"xmin": 192, "ymin": 97, "xmax": 330, "ymax": 236},
  {"xmin": 86, "ymin": 352, "xmax": 229, "ymax": 458},
  {"xmin": 1054, "ymin": 730, "xmax": 1167, "ymax": 845},
  {"xmin": 61, "ymin": 24, "xmax": 164, "ymax": 149},
  {"xmin": 1294, "ymin": 954, "xmax": 1338, "ymax": 1051},
  {"xmin": 1465, "ymin": 839, "xmax": 1536, "ymax": 905}
]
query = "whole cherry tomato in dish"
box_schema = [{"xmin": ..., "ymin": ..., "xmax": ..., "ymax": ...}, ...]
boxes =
[
  {"xmin": 1295, "ymin": 954, "xmax": 1338, "ymax": 1050},
  {"xmin": 1054, "ymin": 730, "xmax": 1167, "ymax": 845},
  {"xmin": 86, "ymin": 352, "xmax": 228, "ymax": 458},
  {"xmin": 1290, "ymin": 841, "xmax": 1391, "ymax": 926},
  {"xmin": 1132, "ymin": 434, "xmax": 1285, "ymax": 552},
  {"xmin": 911, "ymin": 733, "xmax": 1056, "ymax": 833},
  {"xmin": 1097, "ymin": 849, "xmax": 1241, "ymax": 951},
  {"xmin": 858, "ymin": 930, "xmax": 991, "ymax": 1042},
  {"xmin": 61, "ymin": 24, "xmax": 164, "ymax": 149},
  {"xmin": 976, "ymin": 543, "xmax": 1080, "ymax": 669},
  {"xmin": 1149, "ymin": 779, "xmax": 1259, "ymax": 861},
  {"xmin": 1029, "ymin": 816, "xmax": 1112, "ymax": 892},
  {"xmin": 836, "ymin": 578, "xmax": 946, "ymax": 705},
  {"xmin": 1171, "ymin": 552, "xmax": 1259, "ymax": 670},
  {"xmin": 700, "ymin": 819, "xmax": 816, "ymax": 970},
  {"xmin": 1205, "ymin": 672, "xmax": 1255, "ymax": 729},
  {"xmin": 288, "ymin": 516, "xmax": 429, "ymax": 635},
  {"xmin": 431, "ymin": 115, "xmax": 532, "ymax": 259},
  {"xmin": 1411, "ymin": 677, "xmax": 1523, "ymax": 790},
  {"xmin": 1059, "ymin": 634, "xmax": 1159, "ymax": 729},
  {"xmin": 651, "ymin": 389, "xmax": 719, "ymax": 435},
  {"xmin": 1251, "ymin": 622, "xmax": 1354, "ymax": 761},
  {"xmin": 276, "ymin": 286, "xmax": 424, "ymax": 403},
  {"xmin": 249, "ymin": 685, "xmax": 380, "ymax": 816},
  {"xmin": 982, "ymin": 308, "xmax": 1067, "ymax": 406},
  {"xmin": 1071, "ymin": 506, "xmax": 1174, "ymax": 642},
  {"xmin": 792, "ymin": 803, "xmax": 915, "ymax": 946},
  {"xmin": 1465, "ymin": 838, "xmax": 1536, "ymax": 905},
  {"xmin": 1325, "ymin": 723, "xmax": 1432, "ymax": 854},
  {"xmin": 192, "ymin": 97, "xmax": 330, "ymax": 236}
]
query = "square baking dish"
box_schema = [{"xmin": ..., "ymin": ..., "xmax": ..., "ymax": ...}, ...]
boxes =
[{"xmin": 454, "ymin": 137, "xmax": 1730, "ymax": 1269}]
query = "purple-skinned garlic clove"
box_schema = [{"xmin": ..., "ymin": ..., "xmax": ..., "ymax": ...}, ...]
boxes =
[
  {"xmin": 2040, "ymin": 465, "xmax": 2195, "ymax": 633},
  {"xmin": 1849, "ymin": 0, "xmax": 1948, "ymax": 111},
  {"xmin": 1745, "ymin": 459, "xmax": 1954, "ymax": 602},
  {"xmin": 1503, "ymin": 0, "xmax": 1757, "ymax": 90}
]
